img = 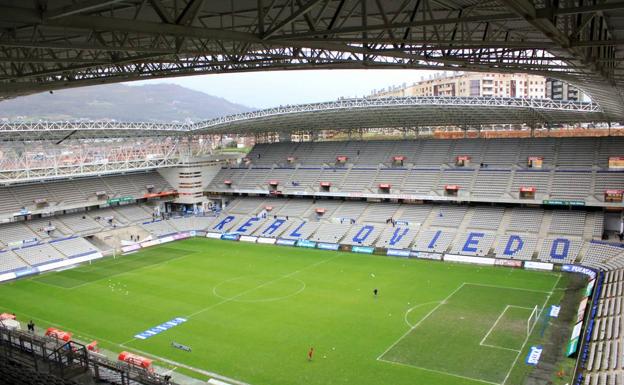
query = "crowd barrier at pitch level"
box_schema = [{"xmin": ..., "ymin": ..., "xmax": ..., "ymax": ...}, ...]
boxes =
[{"xmin": 0, "ymin": 229, "xmax": 597, "ymax": 384}]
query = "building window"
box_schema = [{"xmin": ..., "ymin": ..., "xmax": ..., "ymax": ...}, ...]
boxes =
[{"xmin": 470, "ymin": 80, "xmax": 480, "ymax": 96}]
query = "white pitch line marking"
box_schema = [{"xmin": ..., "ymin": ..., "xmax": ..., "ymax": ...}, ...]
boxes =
[
  {"xmin": 377, "ymin": 282, "xmax": 466, "ymax": 361},
  {"xmin": 500, "ymin": 273, "xmax": 562, "ymax": 385},
  {"xmin": 378, "ymin": 357, "xmax": 501, "ymax": 385}
]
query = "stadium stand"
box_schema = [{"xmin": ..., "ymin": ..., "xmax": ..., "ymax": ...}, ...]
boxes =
[
  {"xmin": 376, "ymin": 226, "xmax": 420, "ymax": 249},
  {"xmin": 50, "ymin": 237, "xmax": 101, "ymax": 258},
  {"xmin": 14, "ymin": 243, "xmax": 65, "ymax": 266},
  {"xmin": 450, "ymin": 232, "xmax": 497, "ymax": 256},
  {"xmin": 507, "ymin": 208, "xmax": 545, "ymax": 233},
  {"xmin": 309, "ymin": 223, "xmax": 352, "ymax": 243},
  {"xmin": 60, "ymin": 213, "xmax": 102, "ymax": 234},
  {"xmin": 468, "ymin": 206, "xmax": 505, "ymax": 230},
  {"xmin": 413, "ymin": 229, "xmax": 456, "ymax": 253},
  {"xmin": 342, "ymin": 224, "xmax": 385, "ymax": 246},
  {"xmin": 1, "ymin": 134, "xmax": 623, "ymax": 385},
  {"xmin": 0, "ymin": 250, "xmax": 28, "ymax": 272},
  {"xmin": 280, "ymin": 220, "xmax": 321, "ymax": 240},
  {"xmin": 141, "ymin": 220, "xmax": 178, "ymax": 237},
  {"xmin": 0, "ymin": 171, "xmax": 173, "ymax": 219},
  {"xmin": 493, "ymin": 234, "xmax": 538, "ymax": 260},
  {"xmin": 114, "ymin": 205, "xmax": 153, "ymax": 223},
  {"xmin": 0, "ymin": 223, "xmax": 39, "ymax": 245},
  {"xmin": 549, "ymin": 210, "xmax": 587, "ymax": 236},
  {"xmin": 209, "ymin": 138, "xmax": 624, "ymax": 205},
  {"xmin": 537, "ymin": 237, "xmax": 584, "ymax": 263}
]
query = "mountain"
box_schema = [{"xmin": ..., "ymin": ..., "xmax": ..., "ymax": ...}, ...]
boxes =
[{"xmin": 0, "ymin": 83, "xmax": 254, "ymax": 122}]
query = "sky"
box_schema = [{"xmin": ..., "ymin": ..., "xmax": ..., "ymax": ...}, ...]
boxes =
[{"xmin": 129, "ymin": 69, "xmax": 436, "ymax": 109}]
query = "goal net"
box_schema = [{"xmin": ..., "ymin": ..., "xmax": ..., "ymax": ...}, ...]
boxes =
[{"xmin": 527, "ymin": 305, "xmax": 540, "ymax": 336}]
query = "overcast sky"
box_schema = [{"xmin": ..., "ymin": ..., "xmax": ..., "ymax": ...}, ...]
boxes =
[{"xmin": 129, "ymin": 69, "xmax": 436, "ymax": 109}]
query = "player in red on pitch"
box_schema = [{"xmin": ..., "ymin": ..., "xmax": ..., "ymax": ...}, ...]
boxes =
[{"xmin": 307, "ymin": 347, "xmax": 314, "ymax": 361}]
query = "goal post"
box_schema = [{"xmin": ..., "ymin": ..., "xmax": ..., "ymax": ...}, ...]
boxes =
[{"xmin": 527, "ymin": 305, "xmax": 540, "ymax": 336}]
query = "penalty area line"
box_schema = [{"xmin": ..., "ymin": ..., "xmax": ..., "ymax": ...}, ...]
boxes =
[
  {"xmin": 378, "ymin": 357, "xmax": 502, "ymax": 385},
  {"xmin": 377, "ymin": 282, "xmax": 466, "ymax": 361},
  {"xmin": 500, "ymin": 273, "xmax": 562, "ymax": 385}
]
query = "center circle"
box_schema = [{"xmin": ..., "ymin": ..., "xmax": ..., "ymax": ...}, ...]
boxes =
[{"xmin": 213, "ymin": 275, "xmax": 306, "ymax": 303}]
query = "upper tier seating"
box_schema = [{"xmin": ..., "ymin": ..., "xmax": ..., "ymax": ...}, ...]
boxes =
[
  {"xmin": 210, "ymin": 138, "xmax": 624, "ymax": 204},
  {"xmin": 0, "ymin": 171, "xmax": 173, "ymax": 217}
]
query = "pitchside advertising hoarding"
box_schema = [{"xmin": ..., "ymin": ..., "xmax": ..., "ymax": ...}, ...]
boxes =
[
  {"xmin": 444, "ymin": 254, "xmax": 495, "ymax": 265},
  {"xmin": 495, "ymin": 259, "xmax": 523, "ymax": 268},
  {"xmin": 317, "ymin": 243, "xmax": 340, "ymax": 251},
  {"xmin": 351, "ymin": 246, "xmax": 374, "ymax": 254},
  {"xmin": 525, "ymin": 345, "xmax": 543, "ymax": 366},
  {"xmin": 524, "ymin": 261, "xmax": 554, "ymax": 271},
  {"xmin": 561, "ymin": 264, "xmax": 597, "ymax": 279},
  {"xmin": 296, "ymin": 239, "xmax": 316, "ymax": 248},
  {"xmin": 566, "ymin": 338, "xmax": 580, "ymax": 357},
  {"xmin": 276, "ymin": 238, "xmax": 296, "ymax": 246},
  {"xmin": 566, "ymin": 321, "xmax": 584, "ymax": 356},
  {"xmin": 221, "ymin": 233, "xmax": 240, "ymax": 241},
  {"xmin": 577, "ymin": 297, "xmax": 589, "ymax": 323},
  {"xmin": 387, "ymin": 249, "xmax": 411, "ymax": 257},
  {"xmin": 411, "ymin": 251, "xmax": 443, "ymax": 260},
  {"xmin": 257, "ymin": 237, "xmax": 277, "ymax": 245},
  {"xmin": 585, "ymin": 279, "xmax": 596, "ymax": 297}
]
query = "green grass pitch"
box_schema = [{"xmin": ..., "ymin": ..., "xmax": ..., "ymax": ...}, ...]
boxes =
[{"xmin": 0, "ymin": 238, "xmax": 566, "ymax": 385}]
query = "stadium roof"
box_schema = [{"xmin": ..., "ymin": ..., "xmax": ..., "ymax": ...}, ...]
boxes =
[
  {"xmin": 0, "ymin": 96, "xmax": 606, "ymax": 141},
  {"xmin": 1, "ymin": 1, "xmax": 624, "ymax": 120}
]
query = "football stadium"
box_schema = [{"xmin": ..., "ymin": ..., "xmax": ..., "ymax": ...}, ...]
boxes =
[{"xmin": 1, "ymin": 2, "xmax": 624, "ymax": 385}]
